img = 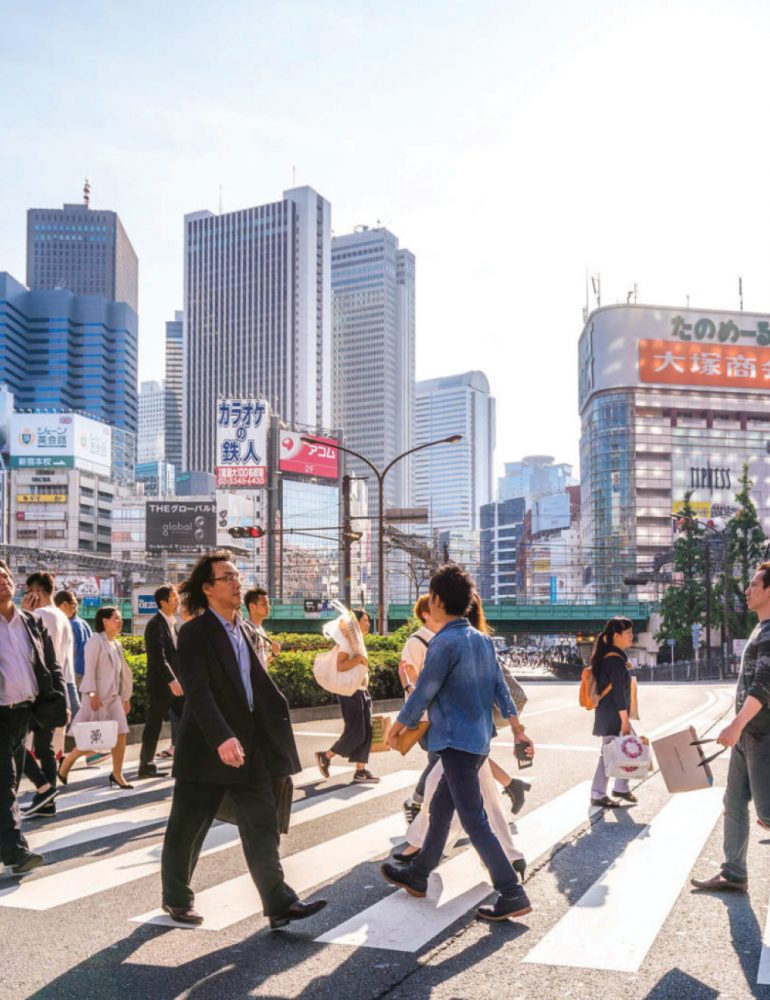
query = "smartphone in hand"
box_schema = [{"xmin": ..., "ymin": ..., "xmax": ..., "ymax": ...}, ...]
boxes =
[{"xmin": 515, "ymin": 740, "xmax": 534, "ymax": 770}]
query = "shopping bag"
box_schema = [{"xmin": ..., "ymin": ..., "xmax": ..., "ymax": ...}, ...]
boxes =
[
  {"xmin": 370, "ymin": 714, "xmax": 392, "ymax": 753},
  {"xmin": 602, "ymin": 733, "xmax": 651, "ymax": 780},
  {"xmin": 629, "ymin": 677, "xmax": 640, "ymax": 720},
  {"xmin": 395, "ymin": 720, "xmax": 430, "ymax": 756},
  {"xmin": 652, "ymin": 726, "xmax": 725, "ymax": 793},
  {"xmin": 73, "ymin": 720, "xmax": 118, "ymax": 752},
  {"xmin": 312, "ymin": 648, "xmax": 368, "ymax": 697},
  {"xmin": 322, "ymin": 601, "xmax": 367, "ymax": 658}
]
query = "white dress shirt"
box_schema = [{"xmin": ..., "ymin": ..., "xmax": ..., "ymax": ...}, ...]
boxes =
[
  {"xmin": 34, "ymin": 604, "xmax": 75, "ymax": 686},
  {"xmin": 0, "ymin": 606, "xmax": 38, "ymax": 706}
]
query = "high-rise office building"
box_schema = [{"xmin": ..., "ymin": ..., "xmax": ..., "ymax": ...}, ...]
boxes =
[
  {"xmin": 138, "ymin": 380, "xmax": 165, "ymax": 463},
  {"xmin": 331, "ymin": 227, "xmax": 415, "ymax": 512},
  {"xmin": 165, "ymin": 310, "xmax": 184, "ymax": 474},
  {"xmin": 413, "ymin": 371, "xmax": 495, "ymax": 532},
  {"xmin": 480, "ymin": 497, "xmax": 525, "ymax": 601},
  {"xmin": 184, "ymin": 186, "xmax": 331, "ymax": 473},
  {"xmin": 27, "ymin": 194, "xmax": 138, "ymax": 314},
  {"xmin": 498, "ymin": 455, "xmax": 574, "ymax": 503},
  {"xmin": 0, "ymin": 272, "xmax": 138, "ymax": 476}
]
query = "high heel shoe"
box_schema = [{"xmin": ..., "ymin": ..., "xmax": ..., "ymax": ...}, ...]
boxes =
[
  {"xmin": 56, "ymin": 764, "xmax": 68, "ymax": 787},
  {"xmin": 109, "ymin": 774, "xmax": 134, "ymax": 790},
  {"xmin": 504, "ymin": 778, "xmax": 531, "ymax": 815}
]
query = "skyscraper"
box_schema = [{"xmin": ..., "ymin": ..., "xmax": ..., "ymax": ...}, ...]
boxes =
[
  {"xmin": 0, "ymin": 272, "xmax": 138, "ymax": 438},
  {"xmin": 164, "ymin": 310, "xmax": 184, "ymax": 473},
  {"xmin": 138, "ymin": 380, "xmax": 165, "ymax": 463},
  {"xmin": 413, "ymin": 371, "xmax": 495, "ymax": 532},
  {"xmin": 184, "ymin": 186, "xmax": 331, "ymax": 473},
  {"xmin": 331, "ymin": 227, "xmax": 415, "ymax": 511},
  {"xmin": 27, "ymin": 192, "xmax": 138, "ymax": 314}
]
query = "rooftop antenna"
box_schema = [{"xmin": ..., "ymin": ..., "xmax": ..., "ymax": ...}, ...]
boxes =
[
  {"xmin": 218, "ymin": 185, "xmax": 223, "ymax": 215},
  {"xmin": 739, "ymin": 276, "xmax": 744, "ymax": 311},
  {"xmin": 83, "ymin": 178, "xmax": 91, "ymax": 208},
  {"xmin": 686, "ymin": 294, "xmax": 690, "ymax": 309},
  {"xmin": 590, "ymin": 273, "xmax": 601, "ymax": 308},
  {"xmin": 292, "ymin": 165, "xmax": 296, "ymax": 187}
]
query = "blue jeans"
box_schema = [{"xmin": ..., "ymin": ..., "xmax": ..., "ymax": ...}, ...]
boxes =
[
  {"xmin": 412, "ymin": 747, "xmax": 518, "ymax": 896},
  {"xmin": 722, "ymin": 729, "xmax": 770, "ymax": 881},
  {"xmin": 66, "ymin": 682, "xmax": 81, "ymax": 719}
]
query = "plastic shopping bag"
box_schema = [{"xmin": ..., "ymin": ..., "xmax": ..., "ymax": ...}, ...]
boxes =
[
  {"xmin": 602, "ymin": 733, "xmax": 651, "ymax": 780},
  {"xmin": 322, "ymin": 600, "xmax": 367, "ymax": 658}
]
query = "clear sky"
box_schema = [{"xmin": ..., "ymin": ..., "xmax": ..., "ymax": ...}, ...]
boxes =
[{"xmin": 2, "ymin": 0, "xmax": 769, "ymax": 475}]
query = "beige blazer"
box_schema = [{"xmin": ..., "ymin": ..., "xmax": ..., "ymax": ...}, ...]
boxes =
[{"xmin": 81, "ymin": 633, "xmax": 133, "ymax": 705}]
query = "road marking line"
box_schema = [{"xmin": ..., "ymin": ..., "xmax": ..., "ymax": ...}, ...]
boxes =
[
  {"xmin": 21, "ymin": 765, "xmax": 352, "ymax": 855},
  {"xmin": 756, "ymin": 898, "xmax": 770, "ymax": 983},
  {"xmin": 316, "ymin": 781, "xmax": 598, "ymax": 952},
  {"xmin": 517, "ymin": 701, "xmax": 577, "ymax": 719},
  {"xmin": 131, "ymin": 813, "xmax": 406, "ymax": 930},
  {"xmin": 493, "ymin": 741, "xmax": 598, "ymax": 753},
  {"xmin": 523, "ymin": 787, "xmax": 724, "ymax": 972},
  {"xmin": 645, "ymin": 691, "xmax": 718, "ymax": 740},
  {"xmin": 0, "ymin": 770, "xmax": 418, "ymax": 909}
]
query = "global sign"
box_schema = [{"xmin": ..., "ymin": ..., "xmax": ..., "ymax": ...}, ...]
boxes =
[
  {"xmin": 145, "ymin": 502, "xmax": 216, "ymax": 553},
  {"xmin": 279, "ymin": 432, "xmax": 339, "ymax": 480}
]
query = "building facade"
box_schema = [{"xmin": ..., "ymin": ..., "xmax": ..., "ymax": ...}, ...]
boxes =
[
  {"xmin": 165, "ymin": 310, "xmax": 184, "ymax": 475},
  {"xmin": 579, "ymin": 303, "xmax": 770, "ymax": 600},
  {"xmin": 331, "ymin": 227, "xmax": 415, "ymax": 511},
  {"xmin": 479, "ymin": 497, "xmax": 525, "ymax": 602},
  {"xmin": 138, "ymin": 380, "xmax": 165, "ymax": 464},
  {"xmin": 413, "ymin": 371, "xmax": 494, "ymax": 532},
  {"xmin": 135, "ymin": 460, "xmax": 175, "ymax": 497},
  {"xmin": 184, "ymin": 186, "xmax": 331, "ymax": 473},
  {"xmin": 27, "ymin": 199, "xmax": 138, "ymax": 314},
  {"xmin": 498, "ymin": 455, "xmax": 574, "ymax": 502},
  {"xmin": 0, "ymin": 273, "xmax": 138, "ymax": 478}
]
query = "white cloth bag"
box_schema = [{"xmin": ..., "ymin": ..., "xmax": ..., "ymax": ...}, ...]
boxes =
[
  {"xmin": 602, "ymin": 733, "xmax": 651, "ymax": 780},
  {"xmin": 72, "ymin": 719, "xmax": 119, "ymax": 752},
  {"xmin": 312, "ymin": 648, "xmax": 367, "ymax": 697}
]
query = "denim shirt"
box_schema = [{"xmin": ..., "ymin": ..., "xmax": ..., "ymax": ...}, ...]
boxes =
[{"xmin": 397, "ymin": 618, "xmax": 517, "ymax": 755}]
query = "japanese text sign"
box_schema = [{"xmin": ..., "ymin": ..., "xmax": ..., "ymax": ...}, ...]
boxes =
[
  {"xmin": 279, "ymin": 432, "xmax": 339, "ymax": 480},
  {"xmin": 215, "ymin": 398, "xmax": 269, "ymax": 489},
  {"xmin": 639, "ymin": 339, "xmax": 770, "ymax": 391}
]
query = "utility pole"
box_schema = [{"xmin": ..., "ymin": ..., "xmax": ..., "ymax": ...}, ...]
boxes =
[
  {"xmin": 704, "ymin": 532, "xmax": 711, "ymax": 676},
  {"xmin": 341, "ymin": 474, "xmax": 352, "ymax": 606}
]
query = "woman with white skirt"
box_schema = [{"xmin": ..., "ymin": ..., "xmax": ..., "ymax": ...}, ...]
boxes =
[{"xmin": 57, "ymin": 607, "xmax": 134, "ymax": 789}]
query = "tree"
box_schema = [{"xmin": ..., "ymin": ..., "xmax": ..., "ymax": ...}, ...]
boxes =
[
  {"xmin": 723, "ymin": 463, "xmax": 767, "ymax": 639},
  {"xmin": 655, "ymin": 492, "xmax": 707, "ymax": 656}
]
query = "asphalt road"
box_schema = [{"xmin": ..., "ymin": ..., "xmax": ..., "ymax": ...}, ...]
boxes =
[{"xmin": 4, "ymin": 679, "xmax": 768, "ymax": 1000}]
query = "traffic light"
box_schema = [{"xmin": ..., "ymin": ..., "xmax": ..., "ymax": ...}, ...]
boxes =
[{"xmin": 227, "ymin": 526, "xmax": 265, "ymax": 539}]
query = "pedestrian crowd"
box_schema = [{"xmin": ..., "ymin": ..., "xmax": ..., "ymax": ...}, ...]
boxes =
[{"xmin": 2, "ymin": 554, "xmax": 770, "ymax": 930}]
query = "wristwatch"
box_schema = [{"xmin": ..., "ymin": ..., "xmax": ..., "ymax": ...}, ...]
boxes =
[{"xmin": 405, "ymin": 684, "xmax": 415, "ymax": 694}]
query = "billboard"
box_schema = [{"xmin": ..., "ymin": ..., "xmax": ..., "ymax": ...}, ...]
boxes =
[
  {"xmin": 146, "ymin": 501, "xmax": 216, "ymax": 553},
  {"xmin": 531, "ymin": 493, "xmax": 571, "ymax": 535},
  {"xmin": 215, "ymin": 398, "xmax": 268, "ymax": 489},
  {"xmin": 279, "ymin": 432, "xmax": 339, "ymax": 480},
  {"xmin": 640, "ymin": 339, "xmax": 770, "ymax": 391},
  {"xmin": 10, "ymin": 413, "xmax": 111, "ymax": 474}
]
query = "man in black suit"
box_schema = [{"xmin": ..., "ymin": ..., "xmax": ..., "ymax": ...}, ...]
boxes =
[
  {"xmin": 160, "ymin": 552, "xmax": 327, "ymax": 928},
  {"xmin": 138, "ymin": 584, "xmax": 184, "ymax": 778},
  {"xmin": 0, "ymin": 561, "xmax": 67, "ymax": 874}
]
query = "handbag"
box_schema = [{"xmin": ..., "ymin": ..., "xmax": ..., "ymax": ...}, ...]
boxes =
[
  {"xmin": 601, "ymin": 733, "xmax": 651, "ymax": 780},
  {"xmin": 73, "ymin": 719, "xmax": 118, "ymax": 752},
  {"xmin": 501, "ymin": 663, "xmax": 528, "ymax": 715},
  {"xmin": 395, "ymin": 720, "xmax": 430, "ymax": 756}
]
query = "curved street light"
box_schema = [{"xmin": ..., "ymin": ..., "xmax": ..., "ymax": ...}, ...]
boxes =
[{"xmin": 302, "ymin": 433, "xmax": 463, "ymax": 632}]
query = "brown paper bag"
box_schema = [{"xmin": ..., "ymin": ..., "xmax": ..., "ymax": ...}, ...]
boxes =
[
  {"xmin": 370, "ymin": 714, "xmax": 392, "ymax": 753},
  {"xmin": 652, "ymin": 726, "xmax": 715, "ymax": 793}
]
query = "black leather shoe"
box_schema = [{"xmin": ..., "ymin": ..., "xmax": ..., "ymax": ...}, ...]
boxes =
[
  {"xmin": 591, "ymin": 796, "xmax": 620, "ymax": 808},
  {"xmin": 512, "ymin": 857, "xmax": 527, "ymax": 880},
  {"xmin": 503, "ymin": 778, "xmax": 531, "ymax": 815},
  {"xmin": 612, "ymin": 791, "xmax": 638, "ymax": 804},
  {"xmin": 137, "ymin": 764, "xmax": 158, "ymax": 778},
  {"xmin": 9, "ymin": 851, "xmax": 44, "ymax": 875},
  {"xmin": 162, "ymin": 903, "xmax": 204, "ymax": 925},
  {"xmin": 380, "ymin": 861, "xmax": 428, "ymax": 897},
  {"xmin": 476, "ymin": 885, "xmax": 532, "ymax": 922},
  {"xmin": 392, "ymin": 849, "xmax": 420, "ymax": 864},
  {"xmin": 269, "ymin": 898, "xmax": 328, "ymax": 929},
  {"xmin": 691, "ymin": 872, "xmax": 748, "ymax": 893}
]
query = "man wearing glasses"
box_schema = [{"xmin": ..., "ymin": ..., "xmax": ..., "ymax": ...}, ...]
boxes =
[{"xmin": 160, "ymin": 552, "xmax": 327, "ymax": 928}]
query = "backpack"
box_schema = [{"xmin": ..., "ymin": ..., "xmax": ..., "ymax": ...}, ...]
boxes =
[{"xmin": 578, "ymin": 652, "xmax": 622, "ymax": 710}]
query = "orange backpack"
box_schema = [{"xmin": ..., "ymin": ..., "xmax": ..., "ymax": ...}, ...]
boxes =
[{"xmin": 578, "ymin": 652, "xmax": 622, "ymax": 710}]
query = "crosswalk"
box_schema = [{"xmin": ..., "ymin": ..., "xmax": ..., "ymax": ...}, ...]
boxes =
[{"xmin": 4, "ymin": 716, "xmax": 769, "ymax": 989}]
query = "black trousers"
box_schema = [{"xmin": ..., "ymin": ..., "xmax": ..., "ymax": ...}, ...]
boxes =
[
  {"xmin": 161, "ymin": 773, "xmax": 297, "ymax": 916},
  {"xmin": 0, "ymin": 705, "xmax": 32, "ymax": 864},
  {"xmin": 21, "ymin": 722, "xmax": 57, "ymax": 790},
  {"xmin": 331, "ymin": 689, "xmax": 372, "ymax": 764},
  {"xmin": 139, "ymin": 691, "xmax": 184, "ymax": 768}
]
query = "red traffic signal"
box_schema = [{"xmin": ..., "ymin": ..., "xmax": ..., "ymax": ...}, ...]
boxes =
[{"xmin": 228, "ymin": 526, "xmax": 264, "ymax": 539}]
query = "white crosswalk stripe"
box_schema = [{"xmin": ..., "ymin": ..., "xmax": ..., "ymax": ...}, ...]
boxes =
[
  {"xmin": 22, "ymin": 765, "xmax": 353, "ymax": 856},
  {"xmin": 523, "ymin": 786, "xmax": 725, "ymax": 972},
  {"xmin": 0, "ymin": 770, "xmax": 419, "ymax": 910},
  {"xmin": 316, "ymin": 781, "xmax": 599, "ymax": 952},
  {"xmin": 131, "ymin": 812, "xmax": 406, "ymax": 930}
]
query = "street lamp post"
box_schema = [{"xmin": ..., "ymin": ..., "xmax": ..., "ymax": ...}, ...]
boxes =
[{"xmin": 302, "ymin": 434, "xmax": 463, "ymax": 633}]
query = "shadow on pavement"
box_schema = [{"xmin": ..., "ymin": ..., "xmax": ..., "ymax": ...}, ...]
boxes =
[{"xmin": 642, "ymin": 968, "xmax": 719, "ymax": 999}]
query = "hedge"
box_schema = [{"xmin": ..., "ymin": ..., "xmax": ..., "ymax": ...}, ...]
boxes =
[{"xmin": 121, "ymin": 625, "xmax": 414, "ymax": 724}]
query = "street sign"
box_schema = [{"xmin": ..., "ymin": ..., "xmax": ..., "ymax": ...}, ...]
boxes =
[
  {"xmin": 384, "ymin": 507, "xmax": 429, "ymax": 523},
  {"xmin": 666, "ymin": 639, "xmax": 676, "ymax": 647},
  {"xmin": 304, "ymin": 599, "xmax": 322, "ymax": 618}
]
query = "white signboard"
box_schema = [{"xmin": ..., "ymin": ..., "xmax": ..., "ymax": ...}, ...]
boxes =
[
  {"xmin": 531, "ymin": 492, "xmax": 571, "ymax": 535},
  {"xmin": 10, "ymin": 413, "xmax": 111, "ymax": 475},
  {"xmin": 215, "ymin": 398, "xmax": 269, "ymax": 489}
]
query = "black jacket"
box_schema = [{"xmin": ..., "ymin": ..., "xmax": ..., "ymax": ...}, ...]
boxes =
[
  {"xmin": 144, "ymin": 612, "xmax": 179, "ymax": 700},
  {"xmin": 21, "ymin": 611, "xmax": 67, "ymax": 729},
  {"xmin": 592, "ymin": 650, "xmax": 631, "ymax": 737},
  {"xmin": 173, "ymin": 609, "xmax": 301, "ymax": 785}
]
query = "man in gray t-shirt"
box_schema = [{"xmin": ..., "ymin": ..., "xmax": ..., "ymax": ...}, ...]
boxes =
[{"xmin": 692, "ymin": 562, "xmax": 770, "ymax": 892}]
